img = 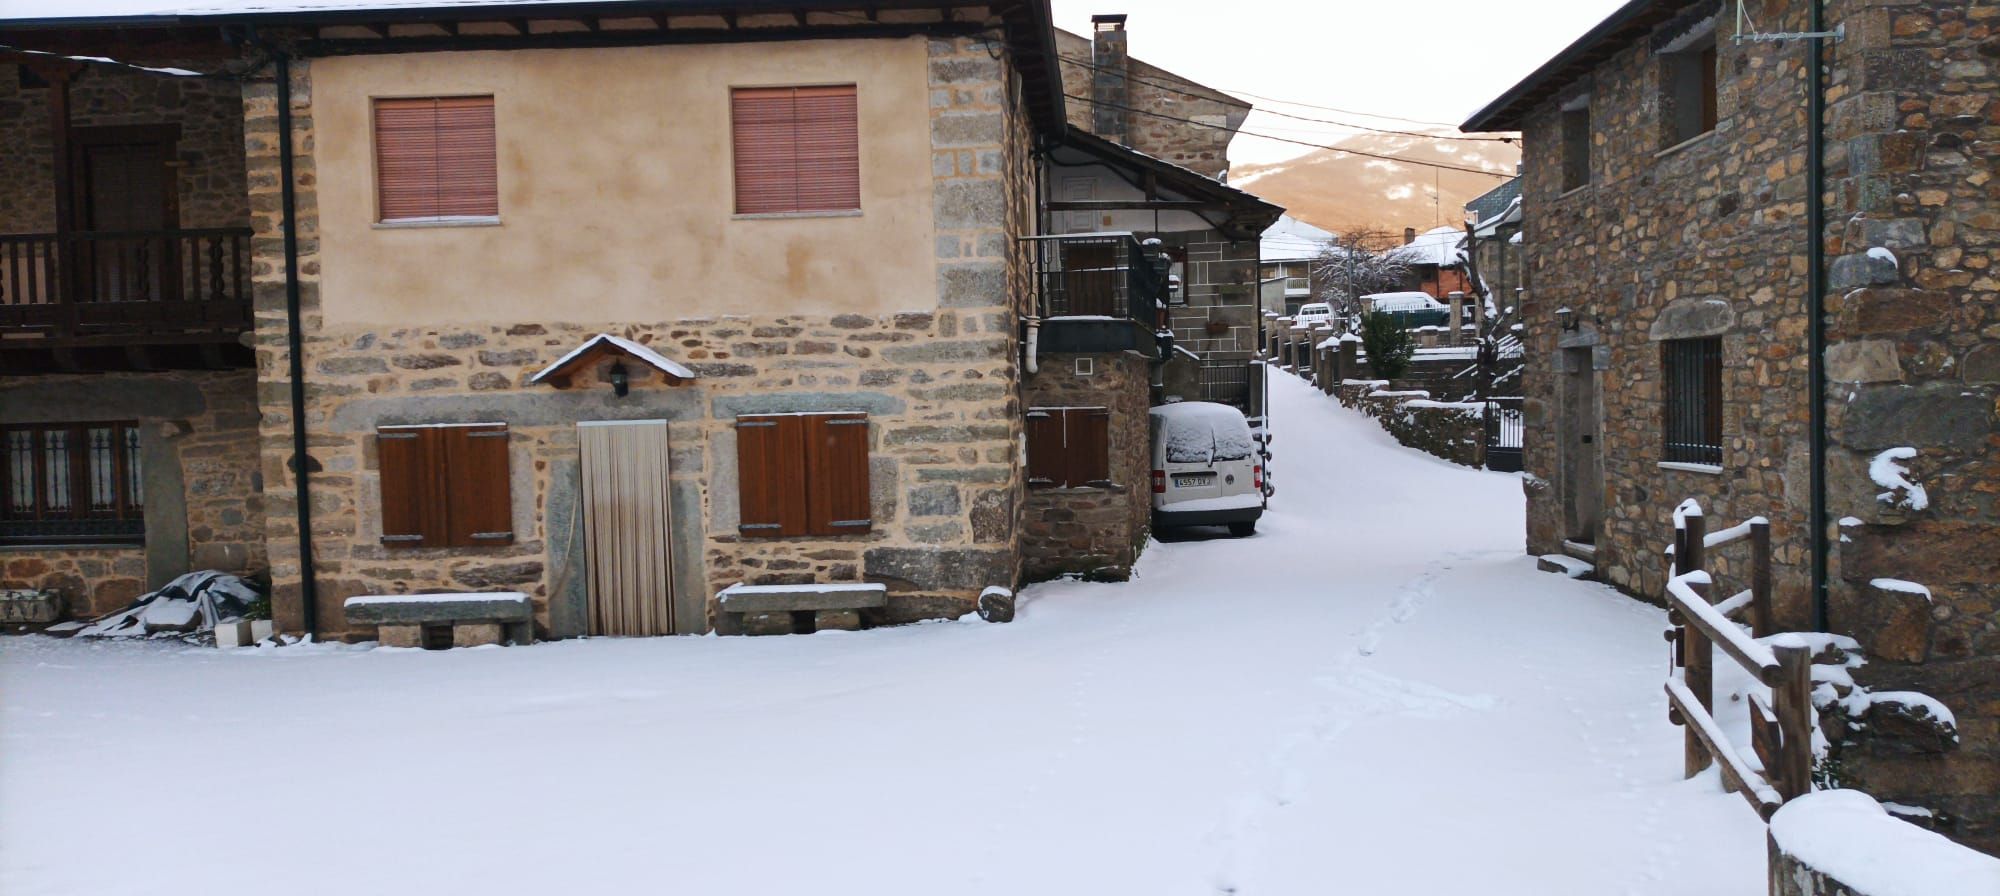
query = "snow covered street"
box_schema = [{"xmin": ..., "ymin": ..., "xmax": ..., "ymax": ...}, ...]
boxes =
[{"xmin": 0, "ymin": 372, "xmax": 1769, "ymax": 896}]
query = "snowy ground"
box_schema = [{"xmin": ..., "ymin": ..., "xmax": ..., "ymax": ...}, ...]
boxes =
[{"xmin": 0, "ymin": 372, "xmax": 1768, "ymax": 896}]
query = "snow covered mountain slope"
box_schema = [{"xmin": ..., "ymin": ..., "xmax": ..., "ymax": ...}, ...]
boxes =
[{"xmin": 1234, "ymin": 132, "xmax": 1519, "ymax": 236}]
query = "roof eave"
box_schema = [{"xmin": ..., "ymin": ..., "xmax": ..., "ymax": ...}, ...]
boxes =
[{"xmin": 1461, "ymin": 0, "xmax": 1702, "ymax": 132}]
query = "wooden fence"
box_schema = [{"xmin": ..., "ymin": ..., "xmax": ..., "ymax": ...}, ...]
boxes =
[{"xmin": 1662, "ymin": 499, "xmax": 1814, "ymax": 820}]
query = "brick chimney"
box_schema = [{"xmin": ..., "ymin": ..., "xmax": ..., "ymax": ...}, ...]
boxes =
[{"xmin": 1090, "ymin": 14, "xmax": 1130, "ymax": 143}]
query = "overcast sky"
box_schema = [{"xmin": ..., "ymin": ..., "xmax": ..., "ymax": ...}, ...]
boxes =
[{"xmin": 1049, "ymin": 0, "xmax": 1630, "ymax": 164}]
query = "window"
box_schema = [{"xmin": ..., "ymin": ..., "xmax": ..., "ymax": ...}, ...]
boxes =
[
  {"xmin": 376, "ymin": 423, "xmax": 513, "ymax": 548},
  {"xmin": 1, "ymin": 423, "xmax": 143, "ymax": 545},
  {"xmin": 1026, "ymin": 407, "xmax": 1111, "ymax": 488},
  {"xmin": 1560, "ymin": 99, "xmax": 1592, "ymax": 192},
  {"xmin": 1662, "ymin": 338, "xmax": 1723, "ymax": 466},
  {"xmin": 731, "ymin": 85, "xmax": 860, "ymax": 215},
  {"xmin": 735, "ymin": 413, "xmax": 871, "ymax": 537},
  {"xmin": 373, "ymin": 96, "xmax": 498, "ymax": 223},
  {"xmin": 1662, "ymin": 30, "xmax": 1718, "ymax": 146}
]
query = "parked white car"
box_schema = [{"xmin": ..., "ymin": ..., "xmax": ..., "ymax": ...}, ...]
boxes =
[
  {"xmin": 1149, "ymin": 401, "xmax": 1265, "ymax": 536},
  {"xmin": 1291, "ymin": 302, "xmax": 1335, "ymax": 328}
]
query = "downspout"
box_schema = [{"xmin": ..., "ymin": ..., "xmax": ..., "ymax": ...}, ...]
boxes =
[
  {"xmin": 1806, "ymin": 4, "xmax": 1830, "ymax": 632},
  {"xmin": 271, "ymin": 41, "xmax": 320, "ymax": 637}
]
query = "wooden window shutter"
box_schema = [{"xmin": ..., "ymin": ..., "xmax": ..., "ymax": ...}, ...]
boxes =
[
  {"xmin": 731, "ymin": 85, "xmax": 858, "ymax": 215},
  {"xmin": 1070, "ymin": 408, "xmax": 1111, "ymax": 487},
  {"xmin": 806, "ymin": 413, "xmax": 871, "ymax": 536},
  {"xmin": 442, "ymin": 424, "xmax": 512, "ymax": 546},
  {"xmin": 1025, "ymin": 410, "xmax": 1064, "ymax": 486},
  {"xmin": 736, "ymin": 415, "xmax": 809, "ymax": 537},
  {"xmin": 375, "ymin": 96, "xmax": 496, "ymax": 221},
  {"xmin": 377, "ymin": 427, "xmax": 441, "ymax": 546}
]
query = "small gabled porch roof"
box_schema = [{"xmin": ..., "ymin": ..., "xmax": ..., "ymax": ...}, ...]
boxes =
[{"xmin": 1047, "ymin": 124, "xmax": 1283, "ymax": 241}]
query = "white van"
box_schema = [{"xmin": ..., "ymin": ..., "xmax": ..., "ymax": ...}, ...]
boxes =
[
  {"xmin": 1292, "ymin": 302, "xmax": 1335, "ymax": 328},
  {"xmin": 1149, "ymin": 401, "xmax": 1265, "ymax": 536}
]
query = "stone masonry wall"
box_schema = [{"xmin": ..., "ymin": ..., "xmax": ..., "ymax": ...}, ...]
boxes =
[
  {"xmin": 1053, "ymin": 28, "xmax": 1246, "ymax": 179},
  {"xmin": 0, "ymin": 369, "xmax": 266, "ymax": 617},
  {"xmin": 1816, "ymin": 0, "xmax": 2000, "ymax": 852},
  {"xmin": 1519, "ymin": 1, "xmax": 1816, "ymax": 624},
  {"xmin": 0, "ymin": 60, "xmax": 248, "ymax": 233},
  {"xmin": 244, "ymin": 35, "xmax": 1033, "ymax": 638},
  {"xmin": 1021, "ymin": 353, "xmax": 1151, "ymax": 581}
]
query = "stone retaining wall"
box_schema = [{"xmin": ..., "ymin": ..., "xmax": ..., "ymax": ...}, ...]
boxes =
[
  {"xmin": 1021, "ymin": 353, "xmax": 1150, "ymax": 582},
  {"xmin": 1333, "ymin": 380, "xmax": 1487, "ymax": 469}
]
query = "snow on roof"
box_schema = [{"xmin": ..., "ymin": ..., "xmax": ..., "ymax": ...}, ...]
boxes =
[
  {"xmin": 1261, "ymin": 214, "xmax": 1333, "ymax": 263},
  {"xmin": 530, "ymin": 333, "xmax": 697, "ymax": 385},
  {"xmin": 1387, "ymin": 226, "xmax": 1468, "ymax": 268}
]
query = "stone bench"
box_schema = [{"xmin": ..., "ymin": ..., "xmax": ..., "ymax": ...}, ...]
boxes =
[
  {"xmin": 344, "ymin": 592, "xmax": 534, "ymax": 648},
  {"xmin": 717, "ymin": 583, "xmax": 887, "ymax": 635}
]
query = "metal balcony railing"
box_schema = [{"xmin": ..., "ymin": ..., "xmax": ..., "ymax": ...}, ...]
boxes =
[{"xmin": 1026, "ymin": 232, "xmax": 1168, "ymax": 326}]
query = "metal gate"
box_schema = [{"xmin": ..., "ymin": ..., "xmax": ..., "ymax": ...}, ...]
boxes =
[
  {"xmin": 1199, "ymin": 361, "xmax": 1251, "ymax": 407},
  {"xmin": 1484, "ymin": 397, "xmax": 1524, "ymax": 473}
]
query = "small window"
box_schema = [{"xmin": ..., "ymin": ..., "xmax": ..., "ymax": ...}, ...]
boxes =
[
  {"xmin": 373, "ymin": 96, "xmax": 498, "ymax": 223},
  {"xmin": 1662, "ymin": 31, "xmax": 1718, "ymax": 147},
  {"xmin": 0, "ymin": 422, "xmax": 143, "ymax": 545},
  {"xmin": 1662, "ymin": 338, "xmax": 1723, "ymax": 466},
  {"xmin": 1560, "ymin": 100, "xmax": 1592, "ymax": 192},
  {"xmin": 376, "ymin": 423, "xmax": 513, "ymax": 548},
  {"xmin": 735, "ymin": 413, "xmax": 871, "ymax": 537},
  {"xmin": 1027, "ymin": 407, "xmax": 1111, "ymax": 488},
  {"xmin": 731, "ymin": 86, "xmax": 860, "ymax": 215}
]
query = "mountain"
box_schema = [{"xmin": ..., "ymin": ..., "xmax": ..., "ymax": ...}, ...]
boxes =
[{"xmin": 1230, "ymin": 132, "xmax": 1519, "ymax": 238}]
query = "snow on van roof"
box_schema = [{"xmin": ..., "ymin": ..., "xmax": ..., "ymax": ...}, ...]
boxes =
[{"xmin": 1363, "ymin": 291, "xmax": 1447, "ymax": 312}]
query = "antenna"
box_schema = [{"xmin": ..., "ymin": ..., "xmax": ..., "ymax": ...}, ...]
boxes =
[{"xmin": 1733, "ymin": 0, "xmax": 1840, "ymax": 43}]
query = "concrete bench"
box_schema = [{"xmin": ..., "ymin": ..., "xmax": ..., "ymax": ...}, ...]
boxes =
[
  {"xmin": 717, "ymin": 583, "xmax": 887, "ymax": 635},
  {"xmin": 344, "ymin": 592, "xmax": 534, "ymax": 648}
]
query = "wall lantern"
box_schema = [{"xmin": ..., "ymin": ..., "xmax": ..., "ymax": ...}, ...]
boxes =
[
  {"xmin": 1556, "ymin": 306, "xmax": 1579, "ymax": 332},
  {"xmin": 609, "ymin": 362, "xmax": 630, "ymax": 397}
]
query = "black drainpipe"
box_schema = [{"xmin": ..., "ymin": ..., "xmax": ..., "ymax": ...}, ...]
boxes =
[
  {"xmin": 269, "ymin": 41, "xmax": 320, "ymax": 637},
  {"xmin": 1806, "ymin": 5, "xmax": 1830, "ymax": 632}
]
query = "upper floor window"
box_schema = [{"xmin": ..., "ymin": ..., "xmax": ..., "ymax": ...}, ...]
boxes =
[
  {"xmin": 373, "ymin": 96, "xmax": 498, "ymax": 223},
  {"xmin": 1662, "ymin": 337, "xmax": 1723, "ymax": 466},
  {"xmin": 1661, "ymin": 27, "xmax": 1719, "ymax": 147},
  {"xmin": 1, "ymin": 422, "xmax": 143, "ymax": 546},
  {"xmin": 1560, "ymin": 96, "xmax": 1591, "ymax": 192},
  {"xmin": 731, "ymin": 85, "xmax": 860, "ymax": 216}
]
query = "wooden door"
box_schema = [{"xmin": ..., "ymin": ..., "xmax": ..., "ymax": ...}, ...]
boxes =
[
  {"xmin": 71, "ymin": 126, "xmax": 178, "ymax": 303},
  {"xmin": 580, "ymin": 420, "xmax": 677, "ymax": 636}
]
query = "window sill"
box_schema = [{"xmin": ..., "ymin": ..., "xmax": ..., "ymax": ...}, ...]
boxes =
[
  {"xmin": 1030, "ymin": 483, "xmax": 1124, "ymax": 494},
  {"xmin": 1655, "ymin": 130, "xmax": 1715, "ymax": 160},
  {"xmin": 732, "ymin": 209, "xmax": 863, "ymax": 221},
  {"xmin": 373, "ymin": 216, "xmax": 502, "ymax": 230},
  {"xmin": 1658, "ymin": 461, "xmax": 1723, "ymax": 475},
  {"xmin": 1556, "ymin": 183, "xmax": 1591, "ymax": 200}
]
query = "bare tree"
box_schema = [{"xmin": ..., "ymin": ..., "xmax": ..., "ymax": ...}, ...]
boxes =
[
  {"xmin": 1457, "ymin": 224, "xmax": 1523, "ymax": 404},
  {"xmin": 1311, "ymin": 226, "xmax": 1413, "ymax": 319}
]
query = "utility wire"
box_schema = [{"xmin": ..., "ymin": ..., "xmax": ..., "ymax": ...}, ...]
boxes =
[
  {"xmin": 1065, "ymin": 93, "xmax": 1512, "ymax": 179},
  {"xmin": 1058, "ymin": 55, "xmax": 1515, "ymax": 144},
  {"xmin": 1218, "ymin": 87, "xmax": 1478, "ymax": 129}
]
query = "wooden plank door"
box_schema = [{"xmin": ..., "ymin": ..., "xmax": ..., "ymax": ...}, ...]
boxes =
[{"xmin": 579, "ymin": 420, "xmax": 676, "ymax": 636}]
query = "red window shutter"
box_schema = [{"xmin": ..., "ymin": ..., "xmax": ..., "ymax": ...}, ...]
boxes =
[
  {"xmin": 1025, "ymin": 410, "xmax": 1064, "ymax": 487},
  {"xmin": 731, "ymin": 85, "xmax": 858, "ymax": 215},
  {"xmin": 736, "ymin": 415, "xmax": 809, "ymax": 537},
  {"xmin": 442, "ymin": 423, "xmax": 512, "ymax": 547},
  {"xmin": 377, "ymin": 427, "xmax": 442, "ymax": 547},
  {"xmin": 1070, "ymin": 408, "xmax": 1111, "ymax": 486},
  {"xmin": 374, "ymin": 96, "xmax": 496, "ymax": 221},
  {"xmin": 806, "ymin": 413, "xmax": 871, "ymax": 536}
]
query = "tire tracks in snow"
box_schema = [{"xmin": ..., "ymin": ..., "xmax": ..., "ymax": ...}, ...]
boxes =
[{"xmin": 1209, "ymin": 552, "xmax": 1494, "ymax": 893}]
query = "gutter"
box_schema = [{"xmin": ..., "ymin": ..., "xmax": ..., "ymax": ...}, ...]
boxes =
[
  {"xmin": 265, "ymin": 37, "xmax": 321, "ymax": 638},
  {"xmin": 1806, "ymin": 4, "xmax": 1829, "ymax": 632}
]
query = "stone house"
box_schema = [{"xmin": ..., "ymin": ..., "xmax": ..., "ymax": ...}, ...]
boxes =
[
  {"xmin": 3, "ymin": 2, "xmax": 1265, "ymax": 640},
  {"xmin": 1387, "ymin": 225, "xmax": 1474, "ymax": 302},
  {"xmin": 1467, "ymin": 0, "xmax": 2000, "ymax": 851},
  {"xmin": 1260, "ymin": 214, "xmax": 1333, "ymax": 317}
]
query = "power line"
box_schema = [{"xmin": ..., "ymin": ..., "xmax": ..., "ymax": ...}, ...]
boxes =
[
  {"xmin": 1218, "ymin": 88, "xmax": 1480, "ymax": 130},
  {"xmin": 1057, "ymin": 55, "xmax": 1515, "ymax": 144},
  {"xmin": 1065, "ymin": 93, "xmax": 1513, "ymax": 179}
]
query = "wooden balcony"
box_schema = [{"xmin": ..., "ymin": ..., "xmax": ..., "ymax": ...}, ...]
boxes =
[{"xmin": 0, "ymin": 227, "xmax": 254, "ymax": 373}]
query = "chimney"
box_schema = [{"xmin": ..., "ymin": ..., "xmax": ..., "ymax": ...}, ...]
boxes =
[
  {"xmin": 1090, "ymin": 14, "xmax": 1130, "ymax": 143},
  {"xmin": 1404, "ymin": 227, "xmax": 1417, "ymax": 245}
]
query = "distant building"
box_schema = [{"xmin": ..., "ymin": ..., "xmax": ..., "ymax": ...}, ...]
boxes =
[
  {"xmin": 1387, "ymin": 226, "xmax": 1472, "ymax": 300},
  {"xmin": 1259, "ymin": 215, "xmax": 1332, "ymax": 316},
  {"xmin": 1464, "ymin": 176, "xmax": 1523, "ymax": 306}
]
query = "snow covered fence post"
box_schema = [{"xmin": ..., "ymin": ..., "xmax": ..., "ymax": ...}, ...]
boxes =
[
  {"xmin": 1771, "ymin": 641, "xmax": 1813, "ymax": 802},
  {"xmin": 1683, "ymin": 574, "xmax": 1715, "ymax": 781},
  {"xmin": 1750, "ymin": 519, "xmax": 1774, "ymax": 638}
]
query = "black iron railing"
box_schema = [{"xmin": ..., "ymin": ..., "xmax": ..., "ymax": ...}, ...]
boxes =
[
  {"xmin": 1662, "ymin": 337, "xmax": 1723, "ymax": 465},
  {"xmin": 0, "ymin": 227, "xmax": 253, "ymax": 339},
  {"xmin": 1028, "ymin": 232, "xmax": 1168, "ymax": 325}
]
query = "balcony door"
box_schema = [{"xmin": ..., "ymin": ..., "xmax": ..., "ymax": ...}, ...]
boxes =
[{"xmin": 70, "ymin": 125, "xmax": 179, "ymax": 303}]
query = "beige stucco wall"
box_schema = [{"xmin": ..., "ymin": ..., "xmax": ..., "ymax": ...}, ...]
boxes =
[{"xmin": 311, "ymin": 39, "xmax": 937, "ymax": 326}]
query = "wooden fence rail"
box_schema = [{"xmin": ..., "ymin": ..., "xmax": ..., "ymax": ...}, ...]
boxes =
[{"xmin": 1663, "ymin": 499, "xmax": 1813, "ymax": 821}]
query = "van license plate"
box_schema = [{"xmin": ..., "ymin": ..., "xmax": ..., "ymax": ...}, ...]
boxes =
[{"xmin": 1173, "ymin": 473, "xmax": 1215, "ymax": 487}]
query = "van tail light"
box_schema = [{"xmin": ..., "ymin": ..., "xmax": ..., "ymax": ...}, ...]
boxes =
[
  {"xmin": 1152, "ymin": 470, "xmax": 1166, "ymax": 494},
  {"xmin": 1254, "ymin": 464, "xmax": 1263, "ymax": 491}
]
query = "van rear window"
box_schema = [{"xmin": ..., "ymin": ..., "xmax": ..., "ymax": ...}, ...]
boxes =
[{"xmin": 1161, "ymin": 408, "xmax": 1256, "ymax": 464}]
